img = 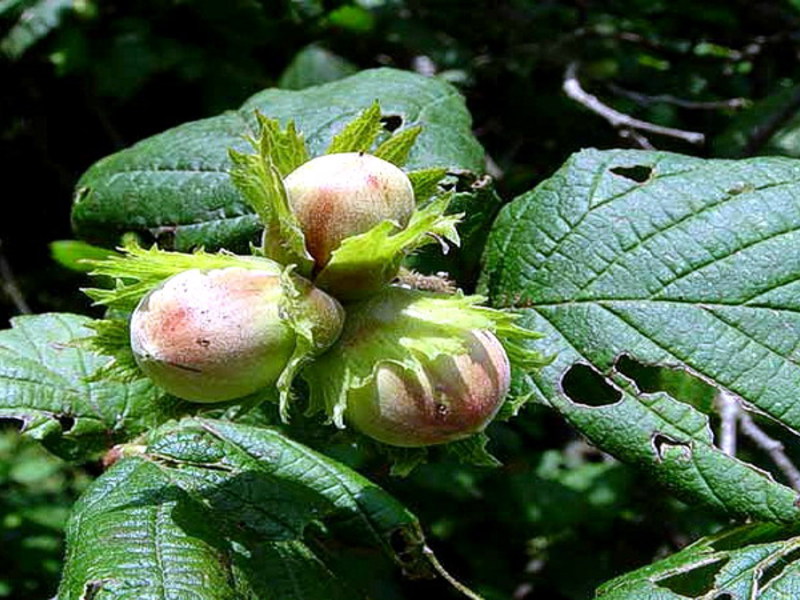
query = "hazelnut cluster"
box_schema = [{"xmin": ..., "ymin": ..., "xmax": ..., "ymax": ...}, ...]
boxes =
[{"xmin": 107, "ymin": 111, "xmax": 544, "ymax": 449}]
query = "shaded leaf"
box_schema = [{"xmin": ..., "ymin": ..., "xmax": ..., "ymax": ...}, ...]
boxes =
[
  {"xmin": 1, "ymin": 0, "xmax": 73, "ymax": 59},
  {"xmin": 57, "ymin": 417, "xmax": 433, "ymax": 599},
  {"xmin": 277, "ymin": 44, "xmax": 358, "ymax": 91},
  {"xmin": 596, "ymin": 522, "xmax": 800, "ymax": 599}
]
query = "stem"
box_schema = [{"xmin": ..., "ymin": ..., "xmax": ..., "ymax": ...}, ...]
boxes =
[{"xmin": 423, "ymin": 545, "xmax": 485, "ymax": 600}]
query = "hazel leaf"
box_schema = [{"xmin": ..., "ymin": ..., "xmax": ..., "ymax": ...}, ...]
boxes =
[
  {"xmin": 408, "ymin": 167, "xmax": 449, "ymax": 204},
  {"xmin": 72, "ymin": 69, "xmax": 485, "ymax": 252}
]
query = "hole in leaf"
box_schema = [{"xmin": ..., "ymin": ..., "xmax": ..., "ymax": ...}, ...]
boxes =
[
  {"xmin": 73, "ymin": 186, "xmax": 91, "ymax": 204},
  {"xmin": 758, "ymin": 546, "xmax": 800, "ymax": 590},
  {"xmin": 710, "ymin": 524, "xmax": 800, "ymax": 551},
  {"xmin": 610, "ymin": 165, "xmax": 652, "ymax": 183},
  {"xmin": 148, "ymin": 225, "xmax": 177, "ymax": 250},
  {"xmin": 561, "ymin": 364, "xmax": 622, "ymax": 407},
  {"xmin": 655, "ymin": 558, "xmax": 728, "ymax": 596},
  {"xmin": 57, "ymin": 414, "xmax": 75, "ymax": 432},
  {"xmin": 614, "ymin": 355, "xmax": 716, "ymax": 414},
  {"xmin": 0, "ymin": 417, "xmax": 25, "ymax": 432},
  {"xmin": 714, "ymin": 594, "xmax": 733, "ymax": 600},
  {"xmin": 388, "ymin": 526, "xmax": 422, "ymax": 567},
  {"xmin": 81, "ymin": 580, "xmax": 107, "ymax": 600},
  {"xmin": 381, "ymin": 115, "xmax": 403, "ymax": 132},
  {"xmin": 652, "ymin": 432, "xmax": 691, "ymax": 461}
]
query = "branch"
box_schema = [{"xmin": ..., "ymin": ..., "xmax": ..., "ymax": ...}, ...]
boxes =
[
  {"xmin": 716, "ymin": 391, "xmax": 739, "ymax": 456},
  {"xmin": 739, "ymin": 410, "xmax": 800, "ymax": 492},
  {"xmin": 563, "ymin": 62, "xmax": 705, "ymax": 145},
  {"xmin": 0, "ymin": 238, "xmax": 31, "ymax": 315},
  {"xmin": 607, "ymin": 83, "xmax": 748, "ymax": 111},
  {"xmin": 423, "ymin": 545, "xmax": 484, "ymax": 600}
]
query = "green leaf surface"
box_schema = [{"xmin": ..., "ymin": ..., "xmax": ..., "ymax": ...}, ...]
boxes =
[
  {"xmin": 0, "ymin": 313, "xmax": 183, "ymax": 461},
  {"xmin": 57, "ymin": 417, "xmax": 429, "ymax": 599},
  {"xmin": 480, "ymin": 148, "xmax": 800, "ymax": 523},
  {"xmin": 596, "ymin": 522, "xmax": 800, "ymax": 599},
  {"xmin": 72, "ymin": 68, "xmax": 484, "ymax": 252}
]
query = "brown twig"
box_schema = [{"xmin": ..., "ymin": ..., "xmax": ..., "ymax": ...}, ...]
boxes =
[
  {"xmin": 0, "ymin": 238, "xmax": 31, "ymax": 315},
  {"xmin": 563, "ymin": 62, "xmax": 705, "ymax": 145}
]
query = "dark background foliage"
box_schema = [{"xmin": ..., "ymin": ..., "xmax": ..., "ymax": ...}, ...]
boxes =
[{"xmin": 3, "ymin": 1, "xmax": 800, "ymax": 598}]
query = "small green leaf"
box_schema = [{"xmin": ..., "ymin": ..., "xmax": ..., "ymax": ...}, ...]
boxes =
[
  {"xmin": 50, "ymin": 240, "xmax": 119, "ymax": 273},
  {"xmin": 314, "ymin": 193, "xmax": 462, "ymax": 298},
  {"xmin": 408, "ymin": 167, "xmax": 448, "ymax": 204},
  {"xmin": 325, "ymin": 100, "xmax": 383, "ymax": 154},
  {"xmin": 443, "ymin": 434, "xmax": 501, "ymax": 468},
  {"xmin": 374, "ymin": 125, "xmax": 423, "ymax": 167},
  {"xmin": 252, "ymin": 112, "xmax": 309, "ymax": 177},
  {"xmin": 229, "ymin": 125, "xmax": 314, "ymax": 276},
  {"xmin": 83, "ymin": 243, "xmax": 284, "ymax": 311}
]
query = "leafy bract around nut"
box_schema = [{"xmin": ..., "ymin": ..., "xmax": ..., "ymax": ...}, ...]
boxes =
[
  {"xmin": 345, "ymin": 329, "xmax": 511, "ymax": 447},
  {"xmin": 83, "ymin": 244, "xmax": 343, "ymax": 417},
  {"xmin": 228, "ymin": 104, "xmax": 458, "ymax": 299},
  {"xmin": 302, "ymin": 285, "xmax": 549, "ymax": 445}
]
